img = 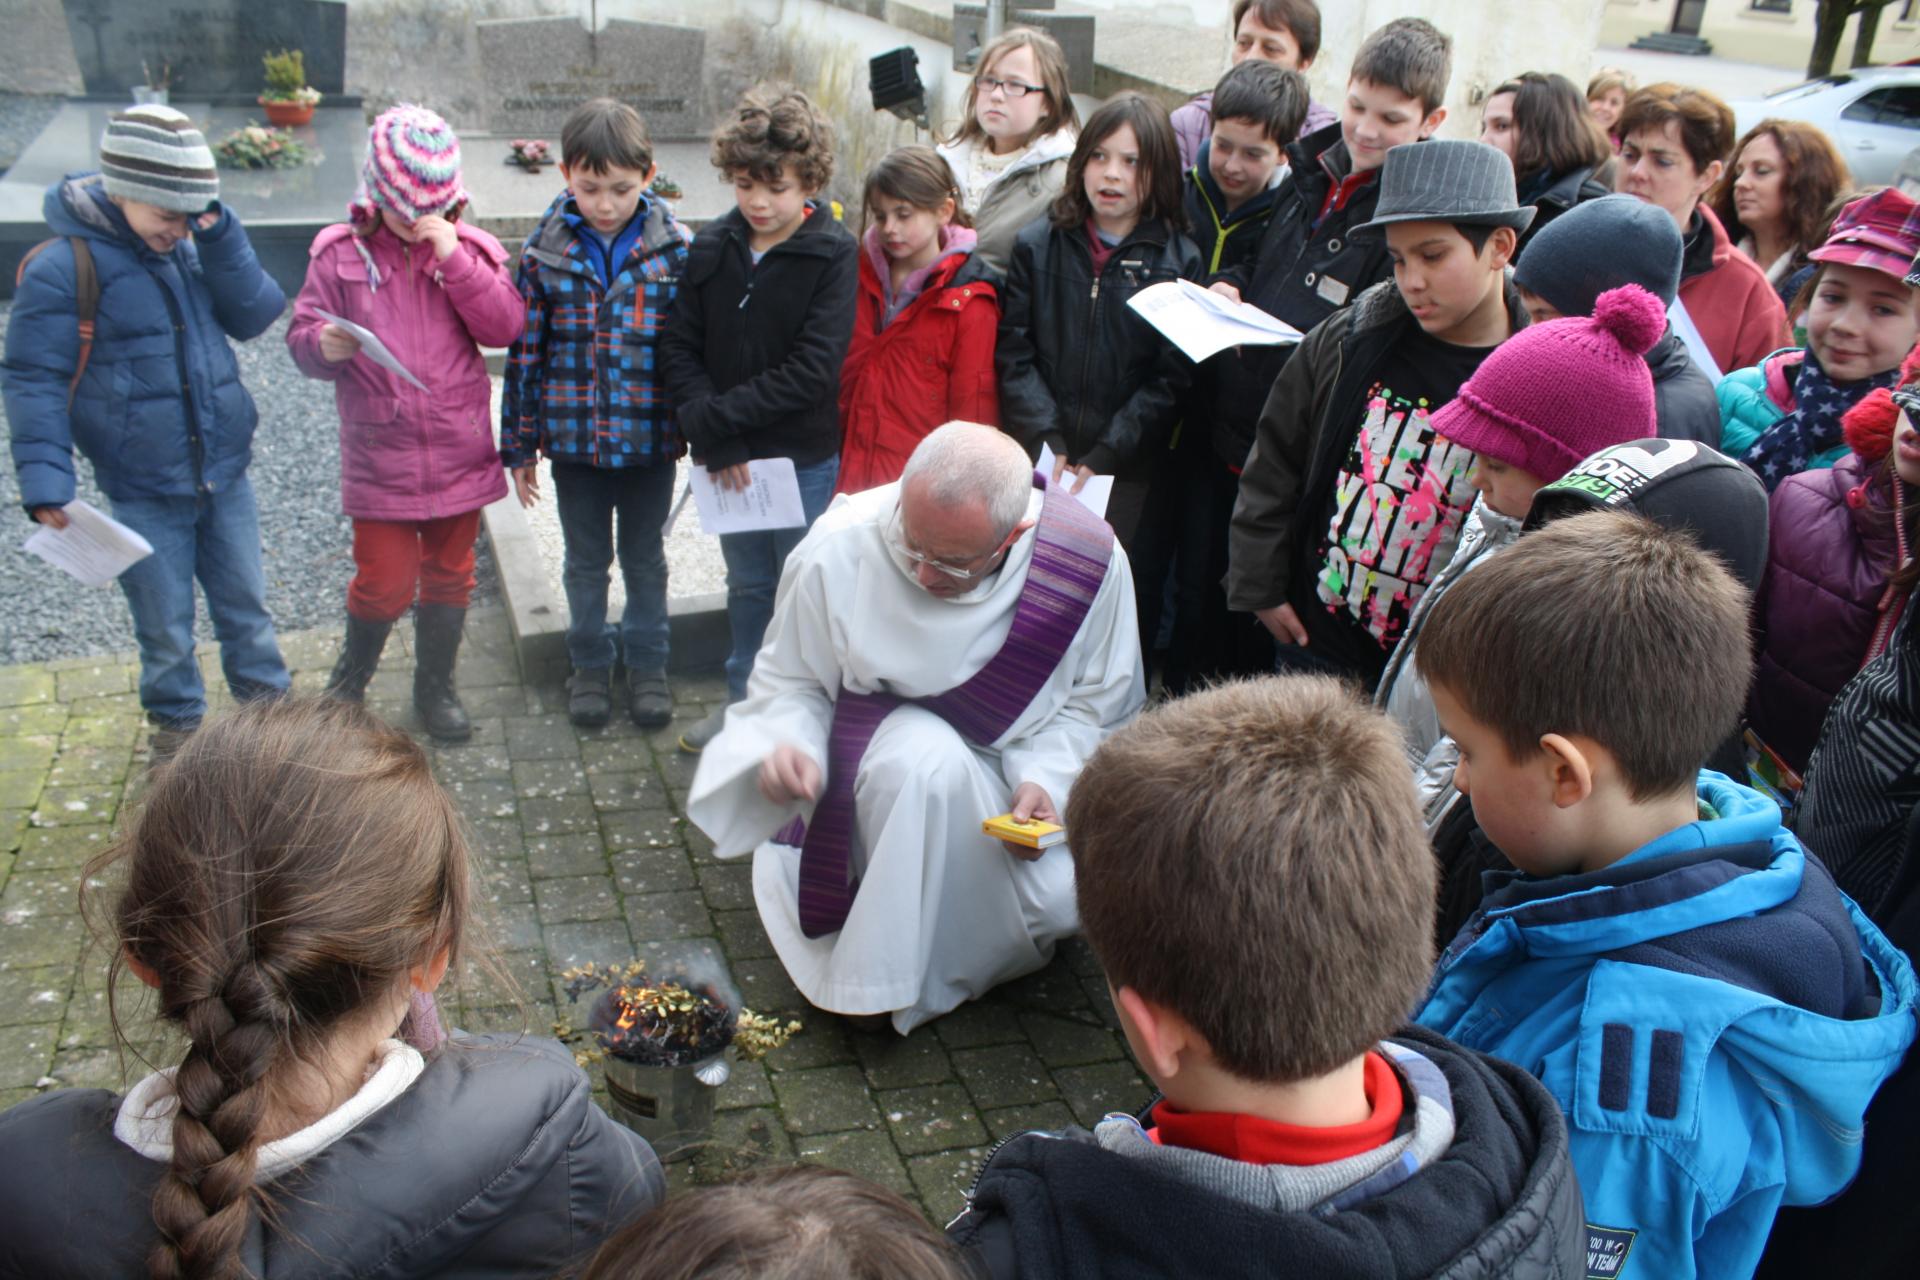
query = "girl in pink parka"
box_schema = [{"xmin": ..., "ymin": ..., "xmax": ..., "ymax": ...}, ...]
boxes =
[{"xmin": 288, "ymin": 105, "xmax": 524, "ymax": 744}]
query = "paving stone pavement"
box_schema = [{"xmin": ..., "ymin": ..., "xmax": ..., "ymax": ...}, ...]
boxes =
[{"xmin": 0, "ymin": 605, "xmax": 1146, "ymax": 1223}]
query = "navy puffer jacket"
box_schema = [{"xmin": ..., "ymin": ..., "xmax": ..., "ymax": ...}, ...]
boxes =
[{"xmin": 3, "ymin": 172, "xmax": 285, "ymax": 511}]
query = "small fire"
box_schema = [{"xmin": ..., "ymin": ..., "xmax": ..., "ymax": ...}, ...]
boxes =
[
  {"xmin": 565, "ymin": 961, "xmax": 738, "ymax": 1068},
  {"xmin": 561, "ymin": 960, "xmax": 801, "ymax": 1068}
]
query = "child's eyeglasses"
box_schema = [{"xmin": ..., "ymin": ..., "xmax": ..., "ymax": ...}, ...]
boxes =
[
  {"xmin": 975, "ymin": 75, "xmax": 1045, "ymax": 100},
  {"xmin": 1893, "ymin": 387, "xmax": 1920, "ymax": 418}
]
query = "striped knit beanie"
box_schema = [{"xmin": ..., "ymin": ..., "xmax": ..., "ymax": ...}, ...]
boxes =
[
  {"xmin": 98, "ymin": 106, "xmax": 218, "ymax": 213},
  {"xmin": 354, "ymin": 104, "xmax": 464, "ymax": 225}
]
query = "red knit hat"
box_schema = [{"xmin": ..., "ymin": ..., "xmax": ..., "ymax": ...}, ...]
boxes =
[{"xmin": 1431, "ymin": 285, "xmax": 1667, "ymax": 483}]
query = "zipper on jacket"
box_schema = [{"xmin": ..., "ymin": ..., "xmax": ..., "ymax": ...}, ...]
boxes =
[
  {"xmin": 1069, "ymin": 270, "xmax": 1102, "ymax": 455},
  {"xmin": 403, "ymin": 242, "xmax": 436, "ymax": 510},
  {"xmin": 153, "ymin": 266, "xmax": 204, "ymax": 492}
]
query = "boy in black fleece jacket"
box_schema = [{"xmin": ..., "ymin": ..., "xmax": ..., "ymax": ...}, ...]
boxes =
[
  {"xmin": 1153, "ymin": 58, "xmax": 1310, "ymax": 693},
  {"xmin": 946, "ymin": 677, "xmax": 1587, "ymax": 1279},
  {"xmin": 662, "ymin": 87, "xmax": 857, "ymax": 748}
]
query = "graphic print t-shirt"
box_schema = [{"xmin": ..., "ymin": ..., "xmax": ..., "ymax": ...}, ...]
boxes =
[{"xmin": 1315, "ymin": 329, "xmax": 1489, "ymax": 651}]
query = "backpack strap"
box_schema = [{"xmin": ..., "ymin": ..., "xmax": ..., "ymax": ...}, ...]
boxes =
[{"xmin": 14, "ymin": 237, "xmax": 99, "ymax": 410}]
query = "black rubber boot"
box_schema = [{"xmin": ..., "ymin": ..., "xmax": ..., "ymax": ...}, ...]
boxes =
[
  {"xmin": 324, "ymin": 615, "xmax": 394, "ymax": 703},
  {"xmin": 412, "ymin": 603, "xmax": 472, "ymax": 743}
]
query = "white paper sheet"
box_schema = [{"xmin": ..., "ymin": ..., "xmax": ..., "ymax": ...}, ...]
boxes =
[
  {"xmin": 690, "ymin": 458, "xmax": 808, "ymax": 534},
  {"xmin": 1036, "ymin": 443, "xmax": 1114, "ymax": 520},
  {"xmin": 1125, "ymin": 279, "xmax": 1304, "ymax": 363},
  {"xmin": 22, "ymin": 500, "xmax": 154, "ymax": 587},
  {"xmin": 314, "ymin": 308, "xmax": 430, "ymax": 392}
]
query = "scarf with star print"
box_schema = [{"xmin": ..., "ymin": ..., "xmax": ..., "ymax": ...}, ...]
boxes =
[{"xmin": 1743, "ymin": 351, "xmax": 1900, "ymax": 492}]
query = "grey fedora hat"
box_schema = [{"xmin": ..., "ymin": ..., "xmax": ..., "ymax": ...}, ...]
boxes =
[{"xmin": 1353, "ymin": 139, "xmax": 1536, "ymax": 234}]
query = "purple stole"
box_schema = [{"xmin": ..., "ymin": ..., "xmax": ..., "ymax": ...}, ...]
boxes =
[{"xmin": 776, "ymin": 476, "xmax": 1115, "ymax": 937}]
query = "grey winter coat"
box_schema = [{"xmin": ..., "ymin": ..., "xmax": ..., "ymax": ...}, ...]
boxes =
[
  {"xmin": 0, "ymin": 1035, "xmax": 663, "ymax": 1279},
  {"xmin": 1375, "ymin": 496, "xmax": 1525, "ymax": 833},
  {"xmin": 938, "ymin": 129, "xmax": 1076, "ymax": 283}
]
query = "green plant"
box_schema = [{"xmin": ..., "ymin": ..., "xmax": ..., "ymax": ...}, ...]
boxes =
[
  {"xmin": 648, "ymin": 171, "xmax": 682, "ymax": 200},
  {"xmin": 260, "ymin": 49, "xmax": 321, "ymax": 105},
  {"xmin": 214, "ymin": 123, "xmax": 314, "ymax": 169}
]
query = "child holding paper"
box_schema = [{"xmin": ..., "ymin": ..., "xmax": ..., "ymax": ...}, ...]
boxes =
[
  {"xmin": 995, "ymin": 92, "xmax": 1201, "ymax": 551},
  {"xmin": 662, "ymin": 85, "xmax": 857, "ymax": 754},
  {"xmin": 3, "ymin": 105, "xmax": 287, "ymax": 752},
  {"xmin": 288, "ymin": 104, "xmax": 524, "ymax": 743}
]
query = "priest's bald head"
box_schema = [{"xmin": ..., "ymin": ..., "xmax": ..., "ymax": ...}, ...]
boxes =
[{"xmin": 891, "ymin": 423, "xmax": 1039, "ymax": 599}]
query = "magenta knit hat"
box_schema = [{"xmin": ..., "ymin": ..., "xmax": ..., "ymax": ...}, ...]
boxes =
[
  {"xmin": 353, "ymin": 104, "xmax": 465, "ymax": 225},
  {"xmin": 1431, "ymin": 285, "xmax": 1667, "ymax": 483}
]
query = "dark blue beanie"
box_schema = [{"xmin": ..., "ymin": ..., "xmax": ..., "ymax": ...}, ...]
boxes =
[{"xmin": 1513, "ymin": 194, "xmax": 1683, "ymax": 315}]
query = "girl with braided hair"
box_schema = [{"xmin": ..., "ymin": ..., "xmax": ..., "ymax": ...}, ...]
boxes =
[{"xmin": 0, "ymin": 696, "xmax": 663, "ymax": 1279}]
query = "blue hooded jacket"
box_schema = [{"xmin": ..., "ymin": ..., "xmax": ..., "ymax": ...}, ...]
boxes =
[
  {"xmin": 1416, "ymin": 772, "xmax": 1916, "ymax": 1280},
  {"xmin": 3, "ymin": 173, "xmax": 285, "ymax": 511}
]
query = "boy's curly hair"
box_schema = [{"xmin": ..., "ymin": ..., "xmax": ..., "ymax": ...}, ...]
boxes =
[{"xmin": 711, "ymin": 85, "xmax": 835, "ymax": 190}]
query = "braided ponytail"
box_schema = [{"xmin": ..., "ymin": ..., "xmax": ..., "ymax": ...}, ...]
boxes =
[{"xmin": 90, "ymin": 697, "xmax": 470, "ymax": 1280}]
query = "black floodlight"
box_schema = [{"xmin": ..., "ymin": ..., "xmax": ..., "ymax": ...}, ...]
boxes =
[{"xmin": 870, "ymin": 46, "xmax": 928, "ymax": 129}]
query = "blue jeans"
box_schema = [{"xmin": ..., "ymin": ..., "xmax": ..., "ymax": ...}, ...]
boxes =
[
  {"xmin": 552, "ymin": 459, "xmax": 675, "ymax": 674},
  {"xmin": 719, "ymin": 455, "xmax": 839, "ymax": 702},
  {"xmin": 110, "ymin": 475, "xmax": 289, "ymax": 728}
]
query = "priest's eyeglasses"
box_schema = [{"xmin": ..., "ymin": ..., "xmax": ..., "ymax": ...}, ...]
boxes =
[{"xmin": 885, "ymin": 502, "xmax": 1013, "ymax": 582}]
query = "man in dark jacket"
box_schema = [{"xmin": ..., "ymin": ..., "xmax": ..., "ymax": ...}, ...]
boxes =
[
  {"xmin": 3, "ymin": 107, "xmax": 288, "ymax": 743},
  {"xmin": 1513, "ymin": 193, "xmax": 1722, "ymax": 446},
  {"xmin": 948, "ymin": 679, "xmax": 1587, "ymax": 1280}
]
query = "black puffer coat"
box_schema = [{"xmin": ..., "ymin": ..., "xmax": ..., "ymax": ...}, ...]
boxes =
[
  {"xmin": 948, "ymin": 1025, "xmax": 1588, "ymax": 1279},
  {"xmin": 995, "ymin": 214, "xmax": 1202, "ymax": 480},
  {"xmin": 0, "ymin": 1035, "xmax": 663, "ymax": 1279}
]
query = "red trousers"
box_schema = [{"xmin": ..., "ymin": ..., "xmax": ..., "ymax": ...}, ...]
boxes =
[{"xmin": 347, "ymin": 511, "xmax": 482, "ymax": 623}]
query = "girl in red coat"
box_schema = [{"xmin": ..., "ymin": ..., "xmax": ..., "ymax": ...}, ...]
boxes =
[{"xmin": 836, "ymin": 146, "xmax": 999, "ymax": 495}]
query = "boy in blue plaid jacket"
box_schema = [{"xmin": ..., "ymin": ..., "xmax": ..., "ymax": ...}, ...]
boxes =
[{"xmin": 500, "ymin": 98, "xmax": 692, "ymax": 728}]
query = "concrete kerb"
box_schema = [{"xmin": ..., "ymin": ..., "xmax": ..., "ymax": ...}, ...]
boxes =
[{"xmin": 483, "ymin": 491, "xmax": 729, "ymax": 685}]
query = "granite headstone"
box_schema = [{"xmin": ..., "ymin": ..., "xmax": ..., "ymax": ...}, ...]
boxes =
[
  {"xmin": 62, "ymin": 0, "xmax": 348, "ymax": 100},
  {"xmin": 476, "ymin": 16, "xmax": 706, "ymax": 142}
]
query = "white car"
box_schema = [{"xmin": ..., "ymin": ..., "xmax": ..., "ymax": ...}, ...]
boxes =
[{"xmin": 1732, "ymin": 64, "xmax": 1920, "ymax": 187}]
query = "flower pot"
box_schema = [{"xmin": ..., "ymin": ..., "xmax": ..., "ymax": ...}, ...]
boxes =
[
  {"xmin": 260, "ymin": 98, "xmax": 314, "ymax": 127},
  {"xmin": 131, "ymin": 86, "xmax": 169, "ymax": 106}
]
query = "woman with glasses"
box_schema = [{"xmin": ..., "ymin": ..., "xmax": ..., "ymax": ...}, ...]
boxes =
[{"xmin": 937, "ymin": 27, "xmax": 1080, "ymax": 280}]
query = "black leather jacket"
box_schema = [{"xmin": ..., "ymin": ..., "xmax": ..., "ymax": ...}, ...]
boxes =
[{"xmin": 995, "ymin": 214, "xmax": 1203, "ymax": 480}]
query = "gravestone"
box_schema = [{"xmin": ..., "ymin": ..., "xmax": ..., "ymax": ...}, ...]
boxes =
[
  {"xmin": 62, "ymin": 0, "xmax": 348, "ymax": 101},
  {"xmin": 475, "ymin": 16, "xmax": 706, "ymax": 142},
  {"xmin": 0, "ymin": 0, "xmax": 84, "ymax": 95}
]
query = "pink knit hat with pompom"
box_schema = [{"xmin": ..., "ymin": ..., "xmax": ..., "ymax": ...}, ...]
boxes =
[
  {"xmin": 351, "ymin": 104, "xmax": 465, "ymax": 225},
  {"xmin": 1431, "ymin": 284, "xmax": 1667, "ymax": 483}
]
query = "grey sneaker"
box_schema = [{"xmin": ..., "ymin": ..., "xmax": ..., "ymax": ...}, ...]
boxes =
[
  {"xmin": 627, "ymin": 672, "xmax": 672, "ymax": 729},
  {"xmin": 677, "ymin": 705, "xmax": 728, "ymax": 755}
]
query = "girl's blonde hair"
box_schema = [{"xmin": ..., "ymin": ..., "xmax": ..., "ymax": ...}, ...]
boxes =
[
  {"xmin": 945, "ymin": 27, "xmax": 1079, "ymax": 150},
  {"xmin": 862, "ymin": 145, "xmax": 971, "ymax": 230},
  {"xmin": 89, "ymin": 696, "xmax": 472, "ymax": 1280}
]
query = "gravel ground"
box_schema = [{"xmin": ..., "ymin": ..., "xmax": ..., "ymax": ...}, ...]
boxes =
[{"xmin": 0, "ymin": 303, "xmax": 501, "ymax": 665}]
